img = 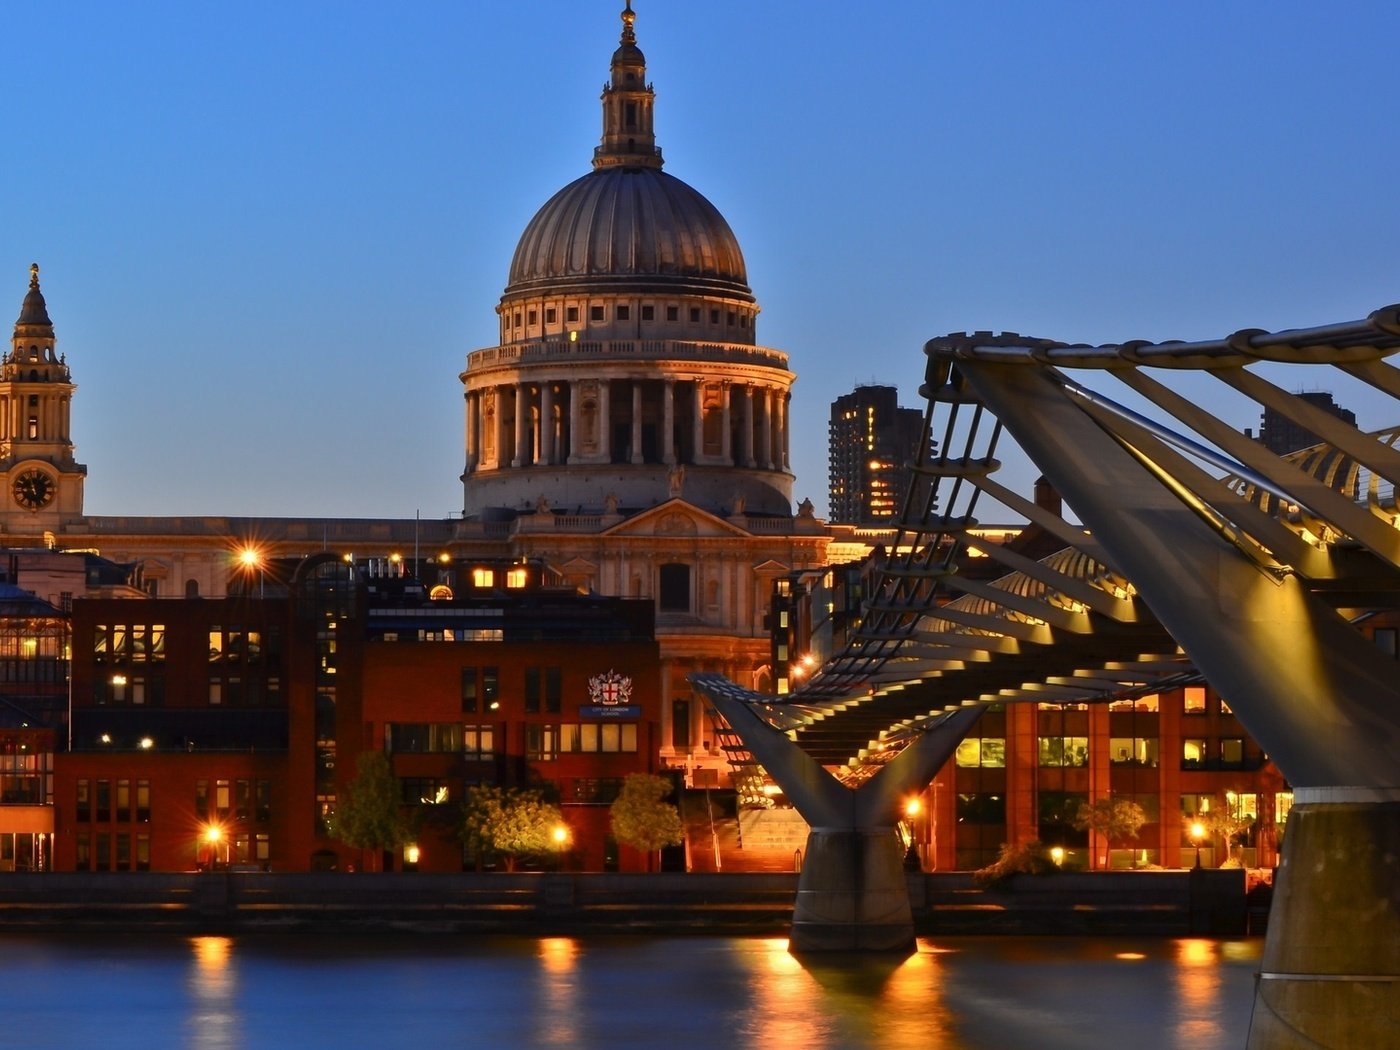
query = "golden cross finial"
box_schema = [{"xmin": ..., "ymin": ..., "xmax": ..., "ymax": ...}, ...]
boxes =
[{"xmin": 29, "ymin": 263, "xmax": 39, "ymax": 289}]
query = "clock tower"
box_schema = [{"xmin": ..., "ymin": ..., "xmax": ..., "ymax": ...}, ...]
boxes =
[{"xmin": 2, "ymin": 264, "xmax": 85, "ymax": 535}]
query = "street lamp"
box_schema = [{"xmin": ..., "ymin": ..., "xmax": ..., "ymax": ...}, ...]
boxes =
[
  {"xmin": 204, "ymin": 825, "xmax": 225, "ymax": 870},
  {"xmin": 1189, "ymin": 821, "xmax": 1206, "ymax": 869},
  {"xmin": 1050, "ymin": 846, "xmax": 1066, "ymax": 867},
  {"xmin": 238, "ymin": 546, "xmax": 265, "ymax": 597}
]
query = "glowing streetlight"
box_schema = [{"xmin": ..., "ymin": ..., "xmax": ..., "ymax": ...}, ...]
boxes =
[
  {"xmin": 1189, "ymin": 821, "xmax": 1206, "ymax": 869},
  {"xmin": 1050, "ymin": 846, "xmax": 1066, "ymax": 866},
  {"xmin": 204, "ymin": 825, "xmax": 225, "ymax": 870},
  {"xmin": 238, "ymin": 546, "xmax": 265, "ymax": 596},
  {"xmin": 552, "ymin": 825, "xmax": 571, "ymax": 850},
  {"xmin": 904, "ymin": 798, "xmax": 922, "ymax": 818}
]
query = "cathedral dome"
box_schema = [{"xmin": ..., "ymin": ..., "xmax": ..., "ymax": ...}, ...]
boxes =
[{"xmin": 504, "ymin": 167, "xmax": 752, "ymax": 301}]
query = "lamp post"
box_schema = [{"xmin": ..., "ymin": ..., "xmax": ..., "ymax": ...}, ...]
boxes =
[
  {"xmin": 1189, "ymin": 820, "xmax": 1206, "ymax": 869},
  {"xmin": 903, "ymin": 797, "xmax": 924, "ymax": 870}
]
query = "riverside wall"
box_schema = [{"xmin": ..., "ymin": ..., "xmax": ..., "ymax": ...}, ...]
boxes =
[{"xmin": 0, "ymin": 869, "xmax": 1251, "ymax": 937}]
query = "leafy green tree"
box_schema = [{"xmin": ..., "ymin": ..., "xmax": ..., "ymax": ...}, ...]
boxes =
[
  {"xmin": 460, "ymin": 785, "xmax": 566, "ymax": 871},
  {"xmin": 1073, "ymin": 796, "xmax": 1147, "ymax": 869},
  {"xmin": 329, "ymin": 751, "xmax": 414, "ymax": 871},
  {"xmin": 609, "ymin": 774, "xmax": 684, "ymax": 869}
]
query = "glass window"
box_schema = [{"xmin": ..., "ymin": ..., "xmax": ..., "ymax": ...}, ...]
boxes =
[
  {"xmin": 1109, "ymin": 737, "xmax": 1159, "ymax": 766},
  {"xmin": 616, "ymin": 305, "xmax": 630, "ymax": 321},
  {"xmin": 956, "ymin": 792, "xmax": 1006, "ymax": 824},
  {"xmin": 955, "ymin": 737, "xmax": 1006, "ymax": 768},
  {"xmin": 590, "ymin": 306, "xmax": 605, "ymax": 322},
  {"xmin": 1038, "ymin": 736, "xmax": 1088, "ymax": 767},
  {"xmin": 526, "ymin": 724, "xmax": 559, "ymax": 761},
  {"xmin": 136, "ymin": 780, "xmax": 150, "ymax": 823},
  {"xmin": 1182, "ymin": 739, "xmax": 1208, "ymax": 767},
  {"xmin": 1221, "ymin": 738, "xmax": 1245, "ymax": 765},
  {"xmin": 76, "ymin": 779, "xmax": 90, "ymax": 822},
  {"xmin": 461, "ymin": 668, "xmax": 478, "ymax": 712},
  {"xmin": 1183, "ymin": 687, "xmax": 1207, "ymax": 714},
  {"xmin": 464, "ymin": 726, "xmax": 494, "ymax": 760}
]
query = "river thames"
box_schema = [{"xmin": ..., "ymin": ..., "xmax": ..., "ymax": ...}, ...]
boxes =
[{"xmin": 0, "ymin": 933, "xmax": 1261, "ymax": 1049}]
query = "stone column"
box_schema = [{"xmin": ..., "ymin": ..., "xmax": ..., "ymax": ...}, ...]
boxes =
[
  {"xmin": 465, "ymin": 391, "xmax": 478, "ymax": 471},
  {"xmin": 511, "ymin": 382, "xmax": 528, "ymax": 468},
  {"xmin": 761, "ymin": 387, "xmax": 774, "ymax": 470},
  {"xmin": 662, "ymin": 380, "xmax": 676, "ymax": 465},
  {"xmin": 692, "ymin": 382, "xmax": 705, "ymax": 463},
  {"xmin": 568, "ymin": 380, "xmax": 581, "ymax": 464},
  {"xmin": 631, "ymin": 381, "xmax": 644, "ymax": 464},
  {"xmin": 780, "ymin": 391, "xmax": 791, "ymax": 470},
  {"xmin": 539, "ymin": 383, "xmax": 555, "ymax": 465},
  {"xmin": 598, "ymin": 379, "xmax": 613, "ymax": 463},
  {"xmin": 720, "ymin": 382, "xmax": 732, "ymax": 464},
  {"xmin": 742, "ymin": 385, "xmax": 755, "ymax": 467},
  {"xmin": 495, "ymin": 386, "xmax": 510, "ymax": 470}
]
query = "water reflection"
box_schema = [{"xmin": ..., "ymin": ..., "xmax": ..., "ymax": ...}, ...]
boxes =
[
  {"xmin": 186, "ymin": 936, "xmax": 239, "ymax": 1050},
  {"xmin": 1173, "ymin": 938, "xmax": 1226, "ymax": 1045},
  {"xmin": 740, "ymin": 938, "xmax": 835, "ymax": 1047},
  {"xmin": 532, "ymin": 937, "xmax": 581, "ymax": 1047},
  {"xmin": 0, "ymin": 932, "xmax": 1260, "ymax": 1050}
]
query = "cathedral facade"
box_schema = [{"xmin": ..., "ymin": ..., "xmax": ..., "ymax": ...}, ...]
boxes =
[{"xmin": 2, "ymin": 5, "xmax": 832, "ymax": 786}]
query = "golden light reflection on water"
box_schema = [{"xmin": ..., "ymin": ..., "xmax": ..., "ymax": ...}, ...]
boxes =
[
  {"xmin": 187, "ymin": 936, "xmax": 238, "ymax": 1050},
  {"xmin": 742, "ymin": 938, "xmax": 833, "ymax": 1047},
  {"xmin": 736, "ymin": 938, "xmax": 958, "ymax": 1049},
  {"xmin": 1173, "ymin": 938, "xmax": 1224, "ymax": 1044},
  {"xmin": 533, "ymin": 937, "xmax": 581, "ymax": 1047},
  {"xmin": 877, "ymin": 944, "xmax": 956, "ymax": 1047}
]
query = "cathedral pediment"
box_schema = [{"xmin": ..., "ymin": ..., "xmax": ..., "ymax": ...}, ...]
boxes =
[{"xmin": 601, "ymin": 499, "xmax": 750, "ymax": 539}]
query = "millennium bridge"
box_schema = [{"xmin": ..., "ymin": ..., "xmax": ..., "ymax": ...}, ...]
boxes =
[{"xmin": 692, "ymin": 305, "xmax": 1400, "ymax": 1049}]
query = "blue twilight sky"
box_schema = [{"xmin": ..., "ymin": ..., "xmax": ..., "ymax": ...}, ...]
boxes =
[{"xmin": 5, "ymin": 0, "xmax": 1400, "ymax": 521}]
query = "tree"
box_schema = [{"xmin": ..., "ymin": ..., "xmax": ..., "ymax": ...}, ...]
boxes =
[
  {"xmin": 328, "ymin": 751, "xmax": 414, "ymax": 871},
  {"xmin": 609, "ymin": 773, "xmax": 684, "ymax": 869},
  {"xmin": 460, "ymin": 785, "xmax": 566, "ymax": 872},
  {"xmin": 1073, "ymin": 796, "xmax": 1147, "ymax": 869},
  {"xmin": 1201, "ymin": 794, "xmax": 1256, "ymax": 866}
]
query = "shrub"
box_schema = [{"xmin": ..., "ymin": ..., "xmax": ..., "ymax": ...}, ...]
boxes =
[{"xmin": 972, "ymin": 839, "xmax": 1058, "ymax": 888}]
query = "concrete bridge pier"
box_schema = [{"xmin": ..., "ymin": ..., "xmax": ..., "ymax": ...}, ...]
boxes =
[
  {"xmin": 790, "ymin": 826, "xmax": 913, "ymax": 953},
  {"xmin": 692, "ymin": 673, "xmax": 983, "ymax": 954},
  {"xmin": 1247, "ymin": 793, "xmax": 1400, "ymax": 1049}
]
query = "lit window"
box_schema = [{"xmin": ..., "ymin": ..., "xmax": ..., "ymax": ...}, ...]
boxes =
[
  {"xmin": 506, "ymin": 568, "xmax": 528, "ymax": 589},
  {"xmin": 472, "ymin": 568, "xmax": 495, "ymax": 588},
  {"xmin": 1183, "ymin": 687, "xmax": 1207, "ymax": 714}
]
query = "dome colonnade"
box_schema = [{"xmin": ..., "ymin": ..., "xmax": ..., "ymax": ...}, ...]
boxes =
[{"xmin": 461, "ymin": 1, "xmax": 795, "ymax": 518}]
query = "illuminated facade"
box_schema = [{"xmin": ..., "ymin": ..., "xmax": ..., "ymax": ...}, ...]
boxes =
[
  {"xmin": 827, "ymin": 385, "xmax": 922, "ymax": 524},
  {"xmin": 55, "ymin": 565, "xmax": 664, "ymax": 873}
]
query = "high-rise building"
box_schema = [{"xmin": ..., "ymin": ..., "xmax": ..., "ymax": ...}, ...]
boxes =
[
  {"xmin": 1256, "ymin": 390, "xmax": 1356, "ymax": 456},
  {"xmin": 827, "ymin": 385, "xmax": 923, "ymax": 524}
]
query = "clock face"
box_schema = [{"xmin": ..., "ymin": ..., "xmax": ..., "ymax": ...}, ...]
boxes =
[{"xmin": 12, "ymin": 469, "xmax": 55, "ymax": 510}]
